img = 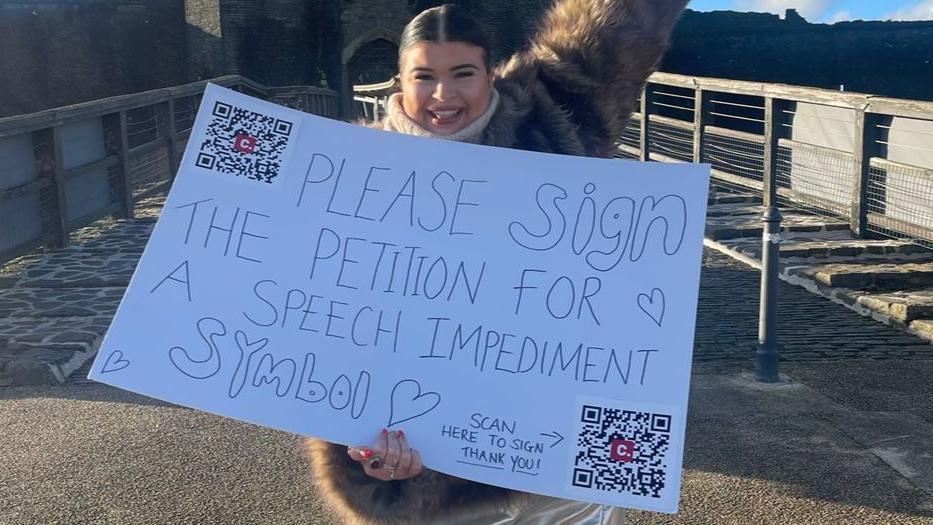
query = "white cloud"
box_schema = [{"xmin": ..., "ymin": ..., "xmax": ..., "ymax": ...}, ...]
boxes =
[
  {"xmin": 732, "ymin": 0, "xmax": 834, "ymax": 20},
  {"xmin": 828, "ymin": 10, "xmax": 851, "ymax": 23},
  {"xmin": 886, "ymin": 0, "xmax": 933, "ymax": 21}
]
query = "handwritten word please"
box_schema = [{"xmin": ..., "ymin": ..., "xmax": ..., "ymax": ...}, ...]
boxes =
[{"xmin": 296, "ymin": 153, "xmax": 486, "ymax": 236}]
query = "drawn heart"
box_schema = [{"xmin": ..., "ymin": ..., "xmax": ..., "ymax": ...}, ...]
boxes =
[
  {"xmin": 638, "ymin": 288, "xmax": 666, "ymax": 327},
  {"xmin": 388, "ymin": 379, "xmax": 442, "ymax": 427},
  {"xmin": 101, "ymin": 350, "xmax": 130, "ymax": 374}
]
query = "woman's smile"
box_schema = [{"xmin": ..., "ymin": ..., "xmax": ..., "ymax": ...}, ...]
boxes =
[{"xmin": 427, "ymin": 106, "xmax": 465, "ymax": 127}]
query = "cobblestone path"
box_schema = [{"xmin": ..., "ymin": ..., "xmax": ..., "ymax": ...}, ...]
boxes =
[
  {"xmin": 696, "ymin": 250, "xmax": 933, "ymax": 362},
  {"xmin": 0, "ymin": 196, "xmax": 163, "ymax": 384}
]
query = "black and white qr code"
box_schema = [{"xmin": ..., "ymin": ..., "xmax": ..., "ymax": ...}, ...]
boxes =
[
  {"xmin": 195, "ymin": 101, "xmax": 294, "ymax": 184},
  {"xmin": 572, "ymin": 404, "xmax": 672, "ymax": 499}
]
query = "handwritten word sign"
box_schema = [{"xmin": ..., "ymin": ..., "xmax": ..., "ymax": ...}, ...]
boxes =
[{"xmin": 89, "ymin": 84, "xmax": 710, "ymax": 513}]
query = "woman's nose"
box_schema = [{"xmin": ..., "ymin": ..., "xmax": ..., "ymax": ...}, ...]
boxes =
[{"xmin": 433, "ymin": 81, "xmax": 455, "ymax": 101}]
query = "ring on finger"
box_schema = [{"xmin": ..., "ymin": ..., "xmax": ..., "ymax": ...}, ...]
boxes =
[{"xmin": 367, "ymin": 456, "xmax": 384, "ymax": 470}]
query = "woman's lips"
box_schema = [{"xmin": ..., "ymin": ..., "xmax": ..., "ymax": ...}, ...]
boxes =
[{"xmin": 428, "ymin": 108, "xmax": 464, "ymax": 126}]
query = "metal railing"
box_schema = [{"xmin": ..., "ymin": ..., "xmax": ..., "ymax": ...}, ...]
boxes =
[
  {"xmin": 0, "ymin": 76, "xmax": 337, "ymax": 264},
  {"xmin": 353, "ymin": 78, "xmax": 397, "ymax": 120},
  {"xmin": 614, "ymin": 72, "xmax": 933, "ymax": 249},
  {"xmin": 3, "ymin": 71, "xmax": 931, "ymax": 265},
  {"xmin": 353, "ymin": 72, "xmax": 933, "ymax": 249}
]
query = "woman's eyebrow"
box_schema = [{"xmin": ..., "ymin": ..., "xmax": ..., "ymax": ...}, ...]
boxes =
[{"xmin": 451, "ymin": 64, "xmax": 479, "ymax": 71}]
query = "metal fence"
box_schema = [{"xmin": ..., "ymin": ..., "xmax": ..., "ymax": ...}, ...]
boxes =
[
  {"xmin": 0, "ymin": 76, "xmax": 337, "ymax": 264},
  {"xmin": 615, "ymin": 72, "xmax": 933, "ymax": 249},
  {"xmin": 4, "ymin": 72, "xmax": 932, "ymax": 265},
  {"xmin": 352, "ymin": 78, "xmax": 398, "ymax": 120}
]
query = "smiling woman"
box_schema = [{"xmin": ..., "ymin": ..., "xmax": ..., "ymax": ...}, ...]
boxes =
[
  {"xmin": 400, "ymin": 41, "xmax": 494, "ymax": 136},
  {"xmin": 381, "ymin": 5, "xmax": 499, "ymax": 141},
  {"xmin": 306, "ymin": 1, "xmax": 690, "ymax": 523},
  {"xmin": 396, "ymin": 6, "xmax": 495, "ymax": 137}
]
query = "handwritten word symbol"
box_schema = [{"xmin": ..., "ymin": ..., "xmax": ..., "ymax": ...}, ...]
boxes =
[
  {"xmin": 638, "ymin": 288, "xmax": 666, "ymax": 327},
  {"xmin": 388, "ymin": 380, "xmax": 441, "ymax": 427},
  {"xmin": 101, "ymin": 350, "xmax": 130, "ymax": 374}
]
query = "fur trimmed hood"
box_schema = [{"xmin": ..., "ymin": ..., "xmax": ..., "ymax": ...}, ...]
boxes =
[{"xmin": 307, "ymin": 0, "xmax": 688, "ymax": 523}]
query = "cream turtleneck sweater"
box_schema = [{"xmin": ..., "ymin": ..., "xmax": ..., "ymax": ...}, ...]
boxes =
[{"xmin": 380, "ymin": 89, "xmax": 501, "ymax": 144}]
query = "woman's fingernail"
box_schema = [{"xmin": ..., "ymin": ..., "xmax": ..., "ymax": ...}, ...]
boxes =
[
  {"xmin": 360, "ymin": 449, "xmax": 373, "ymax": 459},
  {"xmin": 381, "ymin": 428, "xmax": 388, "ymax": 435},
  {"xmin": 398, "ymin": 430, "xmax": 405, "ymax": 437}
]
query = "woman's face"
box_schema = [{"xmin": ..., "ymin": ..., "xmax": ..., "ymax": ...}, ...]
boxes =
[{"xmin": 399, "ymin": 41, "xmax": 493, "ymax": 135}]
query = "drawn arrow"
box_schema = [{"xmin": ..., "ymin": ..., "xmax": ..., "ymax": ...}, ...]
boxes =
[{"xmin": 540, "ymin": 431, "xmax": 564, "ymax": 448}]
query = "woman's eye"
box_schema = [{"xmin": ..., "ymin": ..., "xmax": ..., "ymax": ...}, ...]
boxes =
[
  {"xmin": 455, "ymin": 71, "xmax": 475, "ymax": 78},
  {"xmin": 415, "ymin": 75, "xmax": 434, "ymax": 81}
]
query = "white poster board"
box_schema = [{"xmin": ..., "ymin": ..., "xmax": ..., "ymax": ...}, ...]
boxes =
[{"xmin": 90, "ymin": 84, "xmax": 710, "ymax": 513}]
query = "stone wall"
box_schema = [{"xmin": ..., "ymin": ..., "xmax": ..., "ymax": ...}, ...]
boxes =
[
  {"xmin": 216, "ymin": 0, "xmax": 327, "ymax": 86},
  {"xmin": 0, "ymin": 0, "xmax": 188, "ymax": 117},
  {"xmin": 185, "ymin": 0, "xmax": 226, "ymax": 81},
  {"xmin": 5, "ymin": 2, "xmax": 933, "ymax": 119},
  {"xmin": 662, "ymin": 10, "xmax": 933, "ymax": 101}
]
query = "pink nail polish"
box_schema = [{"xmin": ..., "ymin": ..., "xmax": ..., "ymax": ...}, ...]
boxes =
[
  {"xmin": 398, "ymin": 430, "xmax": 405, "ymax": 437},
  {"xmin": 360, "ymin": 449, "xmax": 373, "ymax": 459},
  {"xmin": 381, "ymin": 428, "xmax": 388, "ymax": 435}
]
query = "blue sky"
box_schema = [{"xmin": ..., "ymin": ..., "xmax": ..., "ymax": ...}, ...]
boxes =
[{"xmin": 689, "ymin": 0, "xmax": 933, "ymax": 23}]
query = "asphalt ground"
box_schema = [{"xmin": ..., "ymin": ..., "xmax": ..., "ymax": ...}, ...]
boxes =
[{"xmin": 3, "ymin": 361, "xmax": 933, "ymax": 525}]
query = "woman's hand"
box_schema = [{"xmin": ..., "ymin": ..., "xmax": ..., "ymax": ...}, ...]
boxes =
[{"xmin": 347, "ymin": 429, "xmax": 424, "ymax": 481}]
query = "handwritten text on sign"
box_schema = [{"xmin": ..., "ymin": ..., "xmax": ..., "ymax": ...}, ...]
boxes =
[{"xmin": 90, "ymin": 84, "xmax": 709, "ymax": 513}]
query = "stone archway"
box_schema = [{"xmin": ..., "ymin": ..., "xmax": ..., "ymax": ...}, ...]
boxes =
[
  {"xmin": 347, "ymin": 38, "xmax": 399, "ymax": 86},
  {"xmin": 342, "ymin": 27, "xmax": 401, "ymax": 68},
  {"xmin": 340, "ymin": 28, "xmax": 400, "ymax": 118}
]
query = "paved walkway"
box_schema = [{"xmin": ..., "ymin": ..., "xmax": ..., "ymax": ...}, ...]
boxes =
[
  {"xmin": 0, "ymin": 196, "xmax": 161, "ymax": 385},
  {"xmin": 2, "ymin": 361, "xmax": 933, "ymax": 524},
  {"xmin": 696, "ymin": 250, "xmax": 933, "ymax": 361}
]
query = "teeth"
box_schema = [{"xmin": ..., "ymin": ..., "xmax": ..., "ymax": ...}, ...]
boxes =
[{"xmin": 432, "ymin": 110, "xmax": 460, "ymax": 120}]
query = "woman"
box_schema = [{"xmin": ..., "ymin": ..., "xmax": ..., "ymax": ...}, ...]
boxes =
[{"xmin": 307, "ymin": 1, "xmax": 688, "ymax": 523}]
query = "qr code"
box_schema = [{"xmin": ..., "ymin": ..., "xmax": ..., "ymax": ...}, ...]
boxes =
[
  {"xmin": 572, "ymin": 404, "xmax": 671, "ymax": 499},
  {"xmin": 195, "ymin": 101, "xmax": 294, "ymax": 184}
]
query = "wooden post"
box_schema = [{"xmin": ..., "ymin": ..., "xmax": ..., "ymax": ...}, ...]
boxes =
[
  {"xmin": 160, "ymin": 100, "xmax": 179, "ymax": 179},
  {"xmin": 639, "ymin": 85, "xmax": 653, "ymax": 161},
  {"xmin": 851, "ymin": 109, "xmax": 876, "ymax": 236},
  {"xmin": 761, "ymin": 97, "xmax": 782, "ymax": 208},
  {"xmin": 102, "ymin": 112, "xmax": 133, "ymax": 219},
  {"xmin": 33, "ymin": 127, "xmax": 70, "ymax": 248},
  {"xmin": 693, "ymin": 87, "xmax": 706, "ymax": 163}
]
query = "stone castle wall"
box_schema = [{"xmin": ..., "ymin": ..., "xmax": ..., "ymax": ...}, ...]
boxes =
[
  {"xmin": 0, "ymin": 0, "xmax": 188, "ymax": 117},
  {"xmin": 664, "ymin": 10, "xmax": 933, "ymax": 101},
  {"xmin": 2, "ymin": 2, "xmax": 932, "ymax": 118}
]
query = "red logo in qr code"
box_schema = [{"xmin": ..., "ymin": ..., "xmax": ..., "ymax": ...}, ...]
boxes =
[
  {"xmin": 233, "ymin": 132, "xmax": 257, "ymax": 154},
  {"xmin": 610, "ymin": 439, "xmax": 636, "ymax": 462}
]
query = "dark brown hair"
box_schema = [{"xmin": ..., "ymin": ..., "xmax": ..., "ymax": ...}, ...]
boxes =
[{"xmin": 399, "ymin": 4, "xmax": 492, "ymax": 70}]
